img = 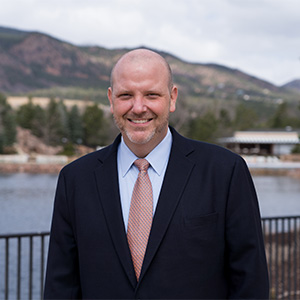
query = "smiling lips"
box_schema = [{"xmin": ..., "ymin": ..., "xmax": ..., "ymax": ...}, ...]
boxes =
[{"xmin": 128, "ymin": 118, "xmax": 153, "ymax": 124}]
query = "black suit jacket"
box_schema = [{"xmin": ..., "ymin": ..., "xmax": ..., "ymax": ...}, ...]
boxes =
[{"xmin": 44, "ymin": 127, "xmax": 269, "ymax": 299}]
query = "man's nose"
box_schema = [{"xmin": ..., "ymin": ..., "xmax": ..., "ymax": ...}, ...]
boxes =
[{"xmin": 131, "ymin": 96, "xmax": 147, "ymax": 114}]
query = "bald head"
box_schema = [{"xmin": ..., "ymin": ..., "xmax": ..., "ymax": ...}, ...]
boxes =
[{"xmin": 110, "ymin": 49, "xmax": 174, "ymax": 92}]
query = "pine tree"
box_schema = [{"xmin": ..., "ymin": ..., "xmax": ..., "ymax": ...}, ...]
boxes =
[
  {"xmin": 68, "ymin": 105, "xmax": 83, "ymax": 144},
  {"xmin": 268, "ymin": 102, "xmax": 290, "ymax": 129},
  {"xmin": 234, "ymin": 103, "xmax": 258, "ymax": 130},
  {"xmin": 188, "ymin": 111, "xmax": 218, "ymax": 143},
  {"xmin": 16, "ymin": 98, "xmax": 36, "ymax": 129},
  {"xmin": 82, "ymin": 104, "xmax": 107, "ymax": 147},
  {"xmin": 40, "ymin": 98, "xmax": 68, "ymax": 146},
  {"xmin": 0, "ymin": 93, "xmax": 17, "ymax": 153}
]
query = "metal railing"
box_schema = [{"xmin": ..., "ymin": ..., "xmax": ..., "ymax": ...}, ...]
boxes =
[
  {"xmin": 262, "ymin": 216, "xmax": 300, "ymax": 299},
  {"xmin": 0, "ymin": 232, "xmax": 49, "ymax": 300},
  {"xmin": 0, "ymin": 216, "xmax": 299, "ymax": 300}
]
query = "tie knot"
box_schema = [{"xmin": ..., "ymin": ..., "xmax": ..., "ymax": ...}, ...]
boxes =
[{"xmin": 134, "ymin": 159, "xmax": 150, "ymax": 172}]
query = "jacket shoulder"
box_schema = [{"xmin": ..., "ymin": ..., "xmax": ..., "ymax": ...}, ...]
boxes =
[
  {"xmin": 171, "ymin": 133, "xmax": 248, "ymax": 177},
  {"xmin": 171, "ymin": 127, "xmax": 242, "ymax": 165},
  {"xmin": 60, "ymin": 143, "xmax": 116, "ymax": 176},
  {"xmin": 191, "ymin": 138, "xmax": 239, "ymax": 160}
]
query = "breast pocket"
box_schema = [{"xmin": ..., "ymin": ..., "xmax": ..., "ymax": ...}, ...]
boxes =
[
  {"xmin": 181, "ymin": 212, "xmax": 223, "ymax": 281},
  {"xmin": 183, "ymin": 212, "xmax": 219, "ymax": 241}
]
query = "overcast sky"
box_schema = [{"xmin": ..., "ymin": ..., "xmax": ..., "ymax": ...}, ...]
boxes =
[{"xmin": 1, "ymin": 0, "xmax": 299, "ymax": 86}]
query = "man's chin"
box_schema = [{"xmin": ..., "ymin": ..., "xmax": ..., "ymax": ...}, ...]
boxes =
[{"xmin": 125, "ymin": 130, "xmax": 155, "ymax": 145}]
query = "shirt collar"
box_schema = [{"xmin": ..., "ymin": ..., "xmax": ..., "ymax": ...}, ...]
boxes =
[{"xmin": 118, "ymin": 128, "xmax": 172, "ymax": 177}]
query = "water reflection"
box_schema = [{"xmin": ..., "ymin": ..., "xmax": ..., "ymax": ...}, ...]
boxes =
[
  {"xmin": 0, "ymin": 173, "xmax": 57, "ymax": 234},
  {"xmin": 253, "ymin": 176, "xmax": 300, "ymax": 217},
  {"xmin": 0, "ymin": 173, "xmax": 300, "ymax": 234}
]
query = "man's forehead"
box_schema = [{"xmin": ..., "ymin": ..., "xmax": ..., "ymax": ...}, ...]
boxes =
[
  {"xmin": 112, "ymin": 60, "xmax": 168, "ymax": 86},
  {"xmin": 115, "ymin": 55, "xmax": 164, "ymax": 73},
  {"xmin": 112, "ymin": 73, "xmax": 166, "ymax": 92}
]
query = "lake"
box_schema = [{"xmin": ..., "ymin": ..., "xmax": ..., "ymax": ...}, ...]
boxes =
[
  {"xmin": 0, "ymin": 173, "xmax": 300, "ymax": 234},
  {"xmin": 0, "ymin": 172, "xmax": 299, "ymax": 299}
]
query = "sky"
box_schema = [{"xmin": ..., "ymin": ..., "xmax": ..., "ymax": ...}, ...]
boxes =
[{"xmin": 0, "ymin": 0, "xmax": 300, "ymax": 86}]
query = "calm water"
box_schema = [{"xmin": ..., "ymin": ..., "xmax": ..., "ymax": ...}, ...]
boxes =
[
  {"xmin": 253, "ymin": 175, "xmax": 300, "ymax": 217},
  {"xmin": 0, "ymin": 173, "xmax": 57, "ymax": 235},
  {"xmin": 0, "ymin": 173, "xmax": 300, "ymax": 234},
  {"xmin": 0, "ymin": 173, "xmax": 300, "ymax": 299}
]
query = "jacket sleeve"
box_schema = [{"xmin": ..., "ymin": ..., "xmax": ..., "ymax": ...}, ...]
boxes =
[
  {"xmin": 44, "ymin": 170, "xmax": 82, "ymax": 299},
  {"xmin": 225, "ymin": 157, "xmax": 269, "ymax": 299}
]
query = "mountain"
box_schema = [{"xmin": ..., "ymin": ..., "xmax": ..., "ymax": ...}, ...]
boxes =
[
  {"xmin": 282, "ymin": 79, "xmax": 300, "ymax": 93},
  {"xmin": 0, "ymin": 26, "xmax": 118, "ymax": 93},
  {"xmin": 0, "ymin": 25, "xmax": 299, "ymax": 109}
]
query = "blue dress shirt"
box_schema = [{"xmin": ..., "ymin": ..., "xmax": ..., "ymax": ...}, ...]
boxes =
[{"xmin": 117, "ymin": 128, "xmax": 172, "ymax": 231}]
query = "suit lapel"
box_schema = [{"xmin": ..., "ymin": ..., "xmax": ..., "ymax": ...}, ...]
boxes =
[
  {"xmin": 94, "ymin": 137, "xmax": 137, "ymax": 288},
  {"xmin": 93, "ymin": 129, "xmax": 195, "ymax": 288},
  {"xmin": 139, "ymin": 128, "xmax": 195, "ymax": 283}
]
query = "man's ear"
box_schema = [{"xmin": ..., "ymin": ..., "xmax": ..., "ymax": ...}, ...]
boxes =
[
  {"xmin": 169, "ymin": 85, "xmax": 178, "ymax": 113},
  {"xmin": 107, "ymin": 87, "xmax": 114, "ymax": 113}
]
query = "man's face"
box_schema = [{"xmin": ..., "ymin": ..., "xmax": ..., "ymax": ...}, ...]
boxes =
[{"xmin": 108, "ymin": 57, "xmax": 177, "ymax": 155}]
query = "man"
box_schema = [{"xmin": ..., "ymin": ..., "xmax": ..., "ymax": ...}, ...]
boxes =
[{"xmin": 44, "ymin": 49, "xmax": 269, "ymax": 299}]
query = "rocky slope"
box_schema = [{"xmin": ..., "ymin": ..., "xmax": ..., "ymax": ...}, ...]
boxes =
[{"xmin": 1, "ymin": 25, "xmax": 298, "ymax": 104}]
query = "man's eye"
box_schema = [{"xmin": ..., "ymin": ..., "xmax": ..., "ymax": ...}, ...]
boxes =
[
  {"xmin": 119, "ymin": 94, "xmax": 131, "ymax": 99},
  {"xmin": 147, "ymin": 93, "xmax": 159, "ymax": 98}
]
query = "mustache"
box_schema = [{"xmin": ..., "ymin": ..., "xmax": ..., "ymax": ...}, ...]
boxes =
[{"xmin": 124, "ymin": 112, "xmax": 156, "ymax": 119}]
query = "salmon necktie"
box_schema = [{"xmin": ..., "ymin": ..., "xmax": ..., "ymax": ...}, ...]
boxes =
[{"xmin": 127, "ymin": 159, "xmax": 153, "ymax": 281}]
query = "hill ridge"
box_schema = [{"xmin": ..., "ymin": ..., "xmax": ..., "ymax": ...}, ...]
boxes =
[{"xmin": 0, "ymin": 25, "xmax": 299, "ymax": 101}]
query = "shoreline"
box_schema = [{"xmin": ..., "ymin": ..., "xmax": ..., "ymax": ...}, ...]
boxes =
[
  {"xmin": 0, "ymin": 163, "xmax": 65, "ymax": 174},
  {"xmin": 250, "ymin": 167, "xmax": 300, "ymax": 178},
  {"xmin": 1, "ymin": 162, "xmax": 300, "ymax": 179}
]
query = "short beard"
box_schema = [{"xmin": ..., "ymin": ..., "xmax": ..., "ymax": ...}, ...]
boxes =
[{"xmin": 113, "ymin": 115, "xmax": 169, "ymax": 145}]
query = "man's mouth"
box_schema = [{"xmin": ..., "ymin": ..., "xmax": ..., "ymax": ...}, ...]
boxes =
[{"xmin": 129, "ymin": 118, "xmax": 152, "ymax": 124}]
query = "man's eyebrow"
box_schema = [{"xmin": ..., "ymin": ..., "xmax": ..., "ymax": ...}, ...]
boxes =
[
  {"xmin": 145, "ymin": 90, "xmax": 161, "ymax": 94},
  {"xmin": 116, "ymin": 90, "xmax": 132, "ymax": 95}
]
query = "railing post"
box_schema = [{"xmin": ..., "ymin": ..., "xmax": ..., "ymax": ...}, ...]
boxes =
[
  {"xmin": 5, "ymin": 237, "xmax": 9, "ymax": 300},
  {"xmin": 293, "ymin": 218, "xmax": 298, "ymax": 300},
  {"xmin": 17, "ymin": 236, "xmax": 21, "ymax": 300},
  {"xmin": 275, "ymin": 219, "xmax": 279, "ymax": 297},
  {"xmin": 29, "ymin": 235, "xmax": 33, "ymax": 300},
  {"xmin": 268, "ymin": 219, "xmax": 273, "ymax": 291},
  {"xmin": 287, "ymin": 218, "xmax": 291, "ymax": 298},
  {"xmin": 41, "ymin": 234, "xmax": 45, "ymax": 299}
]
